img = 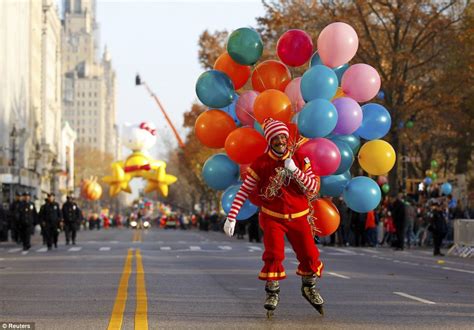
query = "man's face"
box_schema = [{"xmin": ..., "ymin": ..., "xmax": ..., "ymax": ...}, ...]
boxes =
[
  {"xmin": 48, "ymin": 195, "xmax": 55, "ymax": 203},
  {"xmin": 270, "ymin": 134, "xmax": 288, "ymax": 154}
]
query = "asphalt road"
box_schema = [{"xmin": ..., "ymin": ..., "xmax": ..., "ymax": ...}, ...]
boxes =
[{"xmin": 1, "ymin": 227, "xmax": 473, "ymax": 330}]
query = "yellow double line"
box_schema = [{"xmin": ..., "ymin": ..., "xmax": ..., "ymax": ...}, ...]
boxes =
[
  {"xmin": 132, "ymin": 230, "xmax": 142, "ymax": 242},
  {"xmin": 108, "ymin": 248, "xmax": 148, "ymax": 330}
]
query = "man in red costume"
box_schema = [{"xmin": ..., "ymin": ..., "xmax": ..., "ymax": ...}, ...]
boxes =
[{"xmin": 224, "ymin": 118, "xmax": 325, "ymax": 317}]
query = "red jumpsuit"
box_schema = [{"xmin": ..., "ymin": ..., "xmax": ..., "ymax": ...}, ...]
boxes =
[{"xmin": 228, "ymin": 148, "xmax": 323, "ymax": 281}]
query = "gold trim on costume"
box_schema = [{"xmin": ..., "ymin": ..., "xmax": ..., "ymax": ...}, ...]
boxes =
[
  {"xmin": 246, "ymin": 167, "xmax": 260, "ymax": 181},
  {"xmin": 259, "ymin": 271, "xmax": 287, "ymax": 278},
  {"xmin": 261, "ymin": 207, "xmax": 309, "ymax": 220}
]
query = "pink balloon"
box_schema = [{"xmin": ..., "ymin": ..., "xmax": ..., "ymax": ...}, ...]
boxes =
[
  {"xmin": 284, "ymin": 77, "xmax": 306, "ymax": 113},
  {"xmin": 317, "ymin": 22, "xmax": 358, "ymax": 68},
  {"xmin": 377, "ymin": 176, "xmax": 388, "ymax": 185},
  {"xmin": 236, "ymin": 90, "xmax": 259, "ymax": 126},
  {"xmin": 296, "ymin": 138, "xmax": 341, "ymax": 176},
  {"xmin": 341, "ymin": 64, "xmax": 381, "ymax": 102}
]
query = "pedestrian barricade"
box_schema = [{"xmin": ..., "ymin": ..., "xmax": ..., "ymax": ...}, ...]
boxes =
[{"xmin": 447, "ymin": 219, "xmax": 474, "ymax": 258}]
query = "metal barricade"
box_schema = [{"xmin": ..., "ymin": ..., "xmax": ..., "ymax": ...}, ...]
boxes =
[{"xmin": 447, "ymin": 219, "xmax": 474, "ymax": 258}]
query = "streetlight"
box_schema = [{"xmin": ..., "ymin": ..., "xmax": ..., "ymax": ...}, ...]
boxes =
[
  {"xmin": 135, "ymin": 74, "xmax": 185, "ymax": 148},
  {"xmin": 8, "ymin": 126, "xmax": 18, "ymax": 204}
]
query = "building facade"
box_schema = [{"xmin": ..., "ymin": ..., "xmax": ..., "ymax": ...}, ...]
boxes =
[
  {"xmin": 0, "ymin": 0, "xmax": 69, "ymax": 205},
  {"xmin": 62, "ymin": 0, "xmax": 119, "ymax": 159}
]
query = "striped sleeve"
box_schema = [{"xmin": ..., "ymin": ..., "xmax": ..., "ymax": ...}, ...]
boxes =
[
  {"xmin": 227, "ymin": 175, "xmax": 258, "ymax": 221},
  {"xmin": 293, "ymin": 166, "xmax": 320, "ymax": 194}
]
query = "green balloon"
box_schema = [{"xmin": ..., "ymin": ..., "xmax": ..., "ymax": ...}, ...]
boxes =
[
  {"xmin": 382, "ymin": 183, "xmax": 390, "ymax": 193},
  {"xmin": 405, "ymin": 120, "xmax": 414, "ymax": 128},
  {"xmin": 227, "ymin": 27, "xmax": 263, "ymax": 65},
  {"xmin": 430, "ymin": 172, "xmax": 438, "ymax": 180},
  {"xmin": 430, "ymin": 160, "xmax": 438, "ymax": 169}
]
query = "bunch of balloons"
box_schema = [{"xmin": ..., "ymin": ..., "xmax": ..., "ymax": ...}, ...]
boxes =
[
  {"xmin": 424, "ymin": 159, "xmax": 439, "ymax": 185},
  {"xmin": 195, "ymin": 23, "xmax": 396, "ymax": 226}
]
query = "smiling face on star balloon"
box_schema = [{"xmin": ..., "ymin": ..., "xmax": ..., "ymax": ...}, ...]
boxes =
[{"xmin": 122, "ymin": 122, "xmax": 157, "ymax": 151}]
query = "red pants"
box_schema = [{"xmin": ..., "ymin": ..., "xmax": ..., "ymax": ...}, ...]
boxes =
[{"xmin": 258, "ymin": 212, "xmax": 323, "ymax": 281}]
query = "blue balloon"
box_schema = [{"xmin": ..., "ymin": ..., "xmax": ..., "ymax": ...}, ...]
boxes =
[
  {"xmin": 196, "ymin": 70, "xmax": 235, "ymax": 108},
  {"xmin": 333, "ymin": 63, "xmax": 349, "ymax": 86},
  {"xmin": 301, "ymin": 65, "xmax": 338, "ymax": 101},
  {"xmin": 332, "ymin": 141, "xmax": 354, "ymax": 175},
  {"xmin": 377, "ymin": 90, "xmax": 385, "ymax": 100},
  {"xmin": 310, "ymin": 52, "xmax": 348, "ymax": 86},
  {"xmin": 354, "ymin": 103, "xmax": 391, "ymax": 140},
  {"xmin": 424, "ymin": 177, "xmax": 433, "ymax": 185},
  {"xmin": 253, "ymin": 121, "xmax": 264, "ymax": 135},
  {"xmin": 343, "ymin": 176, "xmax": 381, "ymax": 212},
  {"xmin": 309, "ymin": 52, "xmax": 323, "ymax": 67},
  {"xmin": 297, "ymin": 99, "xmax": 338, "ymax": 138},
  {"xmin": 327, "ymin": 134, "xmax": 361, "ymax": 154},
  {"xmin": 320, "ymin": 171, "xmax": 352, "ymax": 197},
  {"xmin": 218, "ymin": 93, "xmax": 241, "ymax": 126},
  {"xmin": 441, "ymin": 182, "xmax": 452, "ymax": 195},
  {"xmin": 202, "ymin": 153, "xmax": 239, "ymax": 190},
  {"xmin": 221, "ymin": 184, "xmax": 258, "ymax": 220}
]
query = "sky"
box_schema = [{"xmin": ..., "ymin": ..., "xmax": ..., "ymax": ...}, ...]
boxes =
[{"xmin": 95, "ymin": 0, "xmax": 266, "ymax": 158}]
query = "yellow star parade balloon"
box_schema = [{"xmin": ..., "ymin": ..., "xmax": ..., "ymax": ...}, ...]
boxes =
[{"xmin": 102, "ymin": 122, "xmax": 178, "ymax": 197}]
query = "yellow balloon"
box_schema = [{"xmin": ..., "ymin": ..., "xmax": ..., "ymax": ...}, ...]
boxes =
[{"xmin": 358, "ymin": 140, "xmax": 396, "ymax": 175}]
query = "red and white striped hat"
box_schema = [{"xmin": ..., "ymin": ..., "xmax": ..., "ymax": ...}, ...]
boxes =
[{"xmin": 263, "ymin": 118, "xmax": 289, "ymax": 143}]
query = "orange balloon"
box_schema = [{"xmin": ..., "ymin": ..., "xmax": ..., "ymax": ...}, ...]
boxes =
[
  {"xmin": 311, "ymin": 198, "xmax": 340, "ymax": 237},
  {"xmin": 331, "ymin": 87, "xmax": 345, "ymax": 101},
  {"xmin": 251, "ymin": 60, "xmax": 292, "ymax": 92},
  {"xmin": 225, "ymin": 127, "xmax": 267, "ymax": 164},
  {"xmin": 195, "ymin": 110, "xmax": 236, "ymax": 148},
  {"xmin": 214, "ymin": 52, "xmax": 251, "ymax": 90},
  {"xmin": 254, "ymin": 89, "xmax": 292, "ymax": 124}
]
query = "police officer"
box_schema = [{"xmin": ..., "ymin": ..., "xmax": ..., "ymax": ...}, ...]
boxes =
[
  {"xmin": 39, "ymin": 193, "xmax": 62, "ymax": 250},
  {"xmin": 9, "ymin": 192, "xmax": 22, "ymax": 243},
  {"xmin": 17, "ymin": 192, "xmax": 37, "ymax": 250},
  {"xmin": 62, "ymin": 195, "xmax": 82, "ymax": 245}
]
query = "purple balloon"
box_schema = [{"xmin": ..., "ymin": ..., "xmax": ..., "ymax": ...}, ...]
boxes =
[{"xmin": 332, "ymin": 97, "xmax": 362, "ymax": 134}]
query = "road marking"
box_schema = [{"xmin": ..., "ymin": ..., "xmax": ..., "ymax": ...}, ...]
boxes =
[
  {"xmin": 135, "ymin": 249, "xmax": 148, "ymax": 330},
  {"xmin": 327, "ymin": 272, "xmax": 351, "ymax": 279},
  {"xmin": 21, "ymin": 251, "xmax": 29, "ymax": 255},
  {"xmin": 8, "ymin": 248, "xmax": 22, "ymax": 253},
  {"xmin": 108, "ymin": 249, "xmax": 133, "ymax": 330},
  {"xmin": 68, "ymin": 247, "xmax": 82, "ymax": 252},
  {"xmin": 177, "ymin": 241, "xmax": 186, "ymax": 244},
  {"xmin": 442, "ymin": 267, "xmax": 474, "ymax": 275},
  {"xmin": 218, "ymin": 246, "xmax": 232, "ymax": 250},
  {"xmin": 189, "ymin": 246, "xmax": 201, "ymax": 251},
  {"xmin": 160, "ymin": 247, "xmax": 171, "ymax": 251},
  {"xmin": 249, "ymin": 246, "xmax": 262, "ymax": 251},
  {"xmin": 110, "ymin": 241, "xmax": 119, "ymax": 244},
  {"xmin": 393, "ymin": 292, "xmax": 436, "ymax": 305},
  {"xmin": 36, "ymin": 247, "xmax": 48, "ymax": 253},
  {"xmin": 99, "ymin": 247, "xmax": 111, "ymax": 251},
  {"xmin": 332, "ymin": 248, "xmax": 357, "ymax": 255},
  {"xmin": 360, "ymin": 248, "xmax": 379, "ymax": 254}
]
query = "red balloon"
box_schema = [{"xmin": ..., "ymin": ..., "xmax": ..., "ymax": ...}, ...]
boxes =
[
  {"xmin": 311, "ymin": 198, "xmax": 340, "ymax": 236},
  {"xmin": 225, "ymin": 127, "xmax": 267, "ymax": 164},
  {"xmin": 251, "ymin": 60, "xmax": 291, "ymax": 92},
  {"xmin": 296, "ymin": 138, "xmax": 341, "ymax": 176},
  {"xmin": 277, "ymin": 29, "xmax": 314, "ymax": 67},
  {"xmin": 195, "ymin": 110, "xmax": 237, "ymax": 148}
]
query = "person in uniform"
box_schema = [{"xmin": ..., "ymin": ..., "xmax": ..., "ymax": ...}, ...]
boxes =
[
  {"xmin": 9, "ymin": 192, "xmax": 22, "ymax": 243},
  {"xmin": 62, "ymin": 195, "xmax": 82, "ymax": 245},
  {"xmin": 223, "ymin": 118, "xmax": 324, "ymax": 317},
  {"xmin": 17, "ymin": 192, "xmax": 37, "ymax": 250},
  {"xmin": 39, "ymin": 193, "xmax": 62, "ymax": 250}
]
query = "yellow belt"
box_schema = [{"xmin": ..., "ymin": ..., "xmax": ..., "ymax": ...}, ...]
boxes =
[{"xmin": 261, "ymin": 207, "xmax": 309, "ymax": 220}]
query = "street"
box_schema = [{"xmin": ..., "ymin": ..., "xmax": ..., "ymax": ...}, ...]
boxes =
[{"xmin": 1, "ymin": 228, "xmax": 473, "ymax": 330}]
